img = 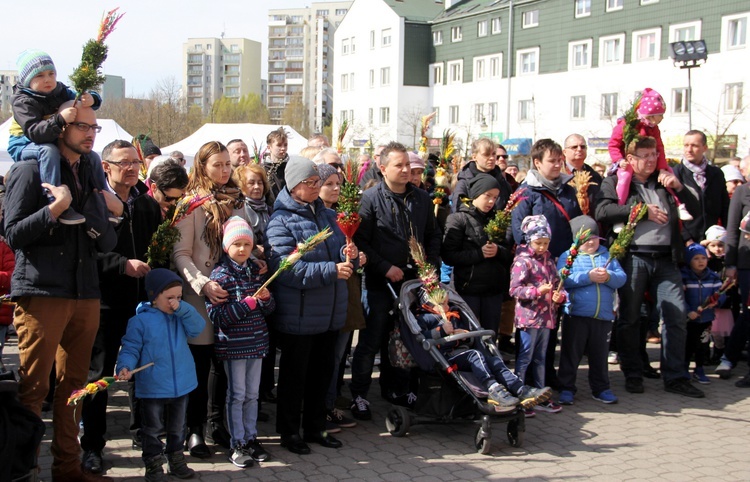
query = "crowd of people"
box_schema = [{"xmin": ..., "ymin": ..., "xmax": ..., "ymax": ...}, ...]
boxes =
[{"xmin": 3, "ymin": 51, "xmax": 750, "ymax": 482}]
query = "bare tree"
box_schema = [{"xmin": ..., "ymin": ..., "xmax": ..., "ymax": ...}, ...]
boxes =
[
  {"xmin": 398, "ymin": 105, "xmax": 426, "ymax": 150},
  {"xmin": 282, "ymin": 94, "xmax": 309, "ymax": 138}
]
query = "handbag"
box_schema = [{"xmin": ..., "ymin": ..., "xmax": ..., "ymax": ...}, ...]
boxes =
[{"xmin": 388, "ymin": 327, "xmax": 417, "ymax": 369}]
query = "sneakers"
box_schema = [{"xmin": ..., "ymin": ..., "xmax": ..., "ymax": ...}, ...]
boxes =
[
  {"xmin": 58, "ymin": 208, "xmax": 86, "ymax": 225},
  {"xmin": 677, "ymin": 203, "xmax": 694, "ymax": 221},
  {"xmin": 735, "ymin": 372, "xmax": 750, "ymax": 388},
  {"xmin": 166, "ymin": 451, "xmax": 195, "ymax": 479},
  {"xmin": 228, "ymin": 444, "xmax": 254, "ymax": 468},
  {"xmin": 325, "ymin": 419, "xmax": 342, "ymax": 434},
  {"xmin": 646, "ymin": 330, "xmax": 661, "ymax": 344},
  {"xmin": 715, "ymin": 359, "xmax": 733, "ymax": 379},
  {"xmin": 516, "ymin": 385, "xmax": 552, "ymax": 409},
  {"xmin": 664, "ymin": 378, "xmax": 705, "ymax": 398},
  {"xmin": 390, "ymin": 391, "xmax": 417, "ymax": 409},
  {"xmin": 535, "ymin": 400, "xmax": 562, "ymax": 413},
  {"xmin": 692, "ymin": 367, "xmax": 710, "ymax": 385},
  {"xmin": 625, "ymin": 377, "xmax": 644, "ymax": 394},
  {"xmin": 350, "ymin": 396, "xmax": 372, "ymax": 420},
  {"xmin": 523, "ymin": 408, "xmax": 536, "ymax": 418},
  {"xmin": 82, "ymin": 449, "xmax": 104, "ymax": 474},
  {"xmin": 592, "ymin": 389, "xmax": 618, "ymax": 404},
  {"xmin": 328, "ymin": 408, "xmax": 357, "ymax": 428},
  {"xmin": 144, "ymin": 456, "xmax": 167, "ymax": 482},
  {"xmin": 487, "ymin": 384, "xmax": 520, "ymax": 413},
  {"xmin": 558, "ymin": 390, "xmax": 574, "ymax": 405},
  {"xmin": 608, "ymin": 351, "xmax": 619, "ymax": 365},
  {"xmin": 244, "ymin": 438, "xmax": 269, "ymax": 462}
]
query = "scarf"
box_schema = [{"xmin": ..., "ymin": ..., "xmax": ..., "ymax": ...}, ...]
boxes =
[
  {"xmin": 682, "ymin": 157, "xmax": 708, "ymax": 191},
  {"xmin": 528, "ymin": 169, "xmax": 565, "ymax": 194},
  {"xmin": 194, "ymin": 186, "xmax": 242, "ymax": 260}
]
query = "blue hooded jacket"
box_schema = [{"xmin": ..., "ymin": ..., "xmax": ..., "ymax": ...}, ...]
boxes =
[
  {"xmin": 681, "ymin": 266, "xmax": 725, "ymax": 324},
  {"xmin": 116, "ymin": 301, "xmax": 204, "ymax": 399}
]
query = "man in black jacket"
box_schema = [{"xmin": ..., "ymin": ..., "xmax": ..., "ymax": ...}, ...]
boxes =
[
  {"xmin": 673, "ymin": 130, "xmax": 730, "ymax": 244},
  {"xmin": 3, "ymin": 104, "xmax": 118, "ymax": 482},
  {"xmin": 350, "ymin": 142, "xmax": 442, "ymax": 420},
  {"xmin": 79, "ymin": 140, "xmax": 163, "ymax": 475}
]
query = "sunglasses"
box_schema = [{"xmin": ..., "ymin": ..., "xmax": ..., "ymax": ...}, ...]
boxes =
[
  {"xmin": 566, "ymin": 144, "xmax": 587, "ymax": 150},
  {"xmin": 158, "ymin": 187, "xmax": 182, "ymax": 202},
  {"xmin": 496, "ymin": 154, "xmax": 509, "ymax": 160}
]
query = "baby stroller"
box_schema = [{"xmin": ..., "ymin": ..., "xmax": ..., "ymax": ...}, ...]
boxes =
[{"xmin": 384, "ymin": 280, "xmax": 524, "ymax": 454}]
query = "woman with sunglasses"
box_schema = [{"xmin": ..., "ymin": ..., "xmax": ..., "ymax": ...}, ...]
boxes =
[
  {"xmin": 147, "ymin": 159, "xmax": 188, "ymax": 217},
  {"xmin": 265, "ymin": 156, "xmax": 358, "ymax": 455}
]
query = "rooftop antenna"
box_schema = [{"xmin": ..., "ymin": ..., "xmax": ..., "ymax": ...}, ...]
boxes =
[{"xmin": 221, "ymin": 22, "xmax": 225, "ymax": 39}]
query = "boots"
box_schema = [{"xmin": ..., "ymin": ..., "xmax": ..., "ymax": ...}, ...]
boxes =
[
  {"xmin": 185, "ymin": 425, "xmax": 211, "ymax": 459},
  {"xmin": 144, "ymin": 456, "xmax": 167, "ymax": 482},
  {"xmin": 167, "ymin": 451, "xmax": 196, "ymax": 479}
]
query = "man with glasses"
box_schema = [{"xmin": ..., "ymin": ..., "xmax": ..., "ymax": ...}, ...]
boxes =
[
  {"xmin": 313, "ymin": 147, "xmax": 345, "ymax": 173},
  {"xmin": 496, "ymin": 144, "xmax": 518, "ymax": 192},
  {"xmin": 148, "ymin": 159, "xmax": 188, "ymax": 217},
  {"xmin": 3, "ymin": 102, "xmax": 118, "ymax": 482},
  {"xmin": 79, "ymin": 140, "xmax": 164, "ymax": 475},
  {"xmin": 563, "ymin": 134, "xmax": 602, "ymax": 212},
  {"xmin": 595, "ymin": 136, "xmax": 703, "ymax": 399}
]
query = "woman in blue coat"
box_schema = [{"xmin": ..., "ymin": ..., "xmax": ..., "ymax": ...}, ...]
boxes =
[{"xmin": 264, "ymin": 156, "xmax": 359, "ymax": 455}]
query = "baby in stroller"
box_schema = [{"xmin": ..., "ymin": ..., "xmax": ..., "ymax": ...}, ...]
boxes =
[{"xmin": 413, "ymin": 287, "xmax": 551, "ymax": 413}]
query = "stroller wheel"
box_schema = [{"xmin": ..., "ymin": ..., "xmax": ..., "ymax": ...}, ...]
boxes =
[
  {"xmin": 474, "ymin": 425, "xmax": 492, "ymax": 454},
  {"xmin": 507, "ymin": 418, "xmax": 524, "ymax": 448},
  {"xmin": 385, "ymin": 406, "xmax": 410, "ymax": 437}
]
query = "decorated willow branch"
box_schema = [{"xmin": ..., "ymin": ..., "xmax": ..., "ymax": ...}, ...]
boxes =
[
  {"xmin": 568, "ymin": 170, "xmax": 597, "ymax": 215},
  {"xmin": 431, "ymin": 129, "xmax": 456, "ymax": 216},
  {"xmin": 557, "ymin": 226, "xmax": 593, "ymax": 292},
  {"xmin": 484, "ymin": 187, "xmax": 528, "ymax": 244},
  {"xmin": 67, "ymin": 362, "xmax": 153, "ymax": 410},
  {"xmin": 409, "ymin": 236, "xmax": 448, "ymax": 324},
  {"xmin": 258, "ymin": 228, "xmax": 333, "ymax": 293},
  {"xmin": 418, "ymin": 111, "xmax": 437, "ymax": 160},
  {"xmin": 69, "ymin": 8, "xmax": 124, "ymax": 102},
  {"xmin": 605, "ymin": 202, "xmax": 649, "ymax": 268},
  {"xmin": 336, "ymin": 119, "xmax": 349, "ymax": 154},
  {"xmin": 336, "ymin": 159, "xmax": 362, "ymax": 263},
  {"xmin": 146, "ymin": 194, "xmax": 210, "ymax": 267}
]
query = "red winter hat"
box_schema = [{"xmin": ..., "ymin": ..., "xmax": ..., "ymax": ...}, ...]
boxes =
[{"xmin": 636, "ymin": 88, "xmax": 666, "ymax": 118}]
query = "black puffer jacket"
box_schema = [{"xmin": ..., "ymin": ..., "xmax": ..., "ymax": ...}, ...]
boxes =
[
  {"xmin": 98, "ymin": 181, "xmax": 163, "ymax": 311},
  {"xmin": 442, "ymin": 203, "xmax": 510, "ymax": 296}
]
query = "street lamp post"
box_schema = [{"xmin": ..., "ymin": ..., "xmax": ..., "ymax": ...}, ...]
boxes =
[{"xmin": 669, "ymin": 39, "xmax": 708, "ymax": 130}]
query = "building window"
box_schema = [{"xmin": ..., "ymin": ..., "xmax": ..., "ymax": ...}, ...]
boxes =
[
  {"xmin": 433, "ymin": 107, "xmax": 440, "ymax": 124},
  {"xmin": 380, "ymin": 67, "xmax": 391, "ymax": 86},
  {"xmin": 335, "ymin": 8, "xmax": 348, "ymax": 15},
  {"xmin": 724, "ymin": 14, "xmax": 748, "ymax": 50},
  {"xmin": 473, "ymin": 104, "xmax": 484, "ymax": 122},
  {"xmin": 316, "ymin": 9, "xmax": 329, "ymax": 16},
  {"xmin": 491, "ymin": 17, "xmax": 502, "ymax": 34},
  {"xmin": 451, "ymin": 26, "xmax": 463, "ymax": 42},
  {"xmin": 575, "ymin": 0, "xmax": 591, "ymax": 18},
  {"xmin": 475, "ymin": 58, "xmax": 486, "ymax": 81},
  {"xmin": 606, "ymin": 0, "xmax": 623, "ymax": 12},
  {"xmin": 571, "ymin": 96, "xmax": 586, "ymax": 119},
  {"xmin": 341, "ymin": 110, "xmax": 348, "ymax": 122},
  {"xmin": 370, "ymin": 30, "xmax": 375, "ymax": 49},
  {"xmin": 489, "ymin": 55, "xmax": 502, "ymax": 79},
  {"xmin": 380, "ymin": 107, "xmax": 390, "ymax": 125},
  {"xmin": 351, "ymin": 37, "xmax": 356, "ymax": 54},
  {"xmin": 350, "ymin": 73, "xmax": 355, "ymax": 90},
  {"xmin": 488, "ymin": 102, "xmax": 498, "ymax": 122},
  {"xmin": 368, "ymin": 108, "xmax": 373, "ymax": 125},
  {"xmin": 516, "ymin": 48, "xmax": 539, "ymax": 75},
  {"xmin": 449, "ymin": 105, "xmax": 460, "ymax": 125},
  {"xmin": 369, "ymin": 69, "xmax": 375, "ymax": 88},
  {"xmin": 600, "ymin": 34, "xmax": 625, "ymax": 65},
  {"xmin": 640, "ymin": 0, "xmax": 658, "ymax": 4},
  {"xmin": 341, "ymin": 74, "xmax": 349, "ymax": 92},
  {"xmin": 431, "ymin": 63, "xmax": 443, "ymax": 86},
  {"xmin": 447, "ymin": 60, "xmax": 462, "ymax": 84},
  {"xmin": 519, "ymin": 100, "xmax": 534, "ymax": 122},
  {"xmin": 725, "ymin": 83, "xmax": 743, "ymax": 113},
  {"xmin": 433, "ymin": 31, "xmax": 443, "ymax": 46},
  {"xmin": 342, "ymin": 38, "xmax": 350, "ymax": 55},
  {"xmin": 569, "ymin": 40, "xmax": 592, "ymax": 69},
  {"xmin": 672, "ymin": 88, "xmax": 690, "ymax": 114},
  {"xmin": 632, "ymin": 28, "xmax": 661, "ymax": 62},
  {"xmin": 522, "ymin": 10, "xmax": 539, "ymax": 28},
  {"xmin": 670, "ymin": 21, "xmax": 701, "ymax": 42},
  {"xmin": 382, "ymin": 29, "xmax": 392, "ymax": 47},
  {"xmin": 601, "ymin": 93, "xmax": 618, "ymax": 118},
  {"xmin": 477, "ymin": 20, "xmax": 488, "ymax": 37}
]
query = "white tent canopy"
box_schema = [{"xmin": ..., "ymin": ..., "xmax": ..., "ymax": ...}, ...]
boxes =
[
  {"xmin": 162, "ymin": 123, "xmax": 308, "ymax": 168},
  {"xmin": 0, "ymin": 118, "xmax": 133, "ymax": 175}
]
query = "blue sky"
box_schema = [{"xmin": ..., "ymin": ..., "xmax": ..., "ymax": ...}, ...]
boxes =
[{"xmin": 1, "ymin": 0, "xmax": 316, "ymax": 97}]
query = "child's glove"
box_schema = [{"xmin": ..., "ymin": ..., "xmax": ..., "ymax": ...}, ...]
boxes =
[{"xmin": 242, "ymin": 296, "xmax": 258, "ymax": 310}]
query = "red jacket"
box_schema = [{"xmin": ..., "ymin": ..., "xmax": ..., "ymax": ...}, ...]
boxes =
[
  {"xmin": 0, "ymin": 240, "xmax": 15, "ymax": 326},
  {"xmin": 608, "ymin": 117, "xmax": 667, "ymax": 171}
]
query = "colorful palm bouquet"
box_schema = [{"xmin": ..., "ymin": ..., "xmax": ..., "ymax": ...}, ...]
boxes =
[
  {"xmin": 258, "ymin": 228, "xmax": 333, "ymax": 292},
  {"xmin": 557, "ymin": 226, "xmax": 594, "ymax": 291},
  {"xmin": 484, "ymin": 187, "xmax": 528, "ymax": 244},
  {"xmin": 431, "ymin": 130, "xmax": 456, "ymax": 215},
  {"xmin": 418, "ymin": 111, "xmax": 437, "ymax": 160},
  {"xmin": 605, "ymin": 202, "xmax": 649, "ymax": 267},
  {"xmin": 67, "ymin": 362, "xmax": 153, "ymax": 407},
  {"xmin": 336, "ymin": 119, "xmax": 350, "ymax": 154},
  {"xmin": 409, "ymin": 236, "xmax": 448, "ymax": 323},
  {"xmin": 146, "ymin": 194, "xmax": 211, "ymax": 267},
  {"xmin": 69, "ymin": 8, "xmax": 125, "ymax": 103},
  {"xmin": 336, "ymin": 159, "xmax": 362, "ymax": 262},
  {"xmin": 698, "ymin": 278, "xmax": 734, "ymax": 314}
]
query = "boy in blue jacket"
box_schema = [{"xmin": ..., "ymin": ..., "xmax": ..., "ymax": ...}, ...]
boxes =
[
  {"xmin": 682, "ymin": 244, "xmax": 725, "ymax": 384},
  {"xmin": 117, "ymin": 268, "xmax": 205, "ymax": 482},
  {"xmin": 557, "ymin": 216, "xmax": 627, "ymax": 405}
]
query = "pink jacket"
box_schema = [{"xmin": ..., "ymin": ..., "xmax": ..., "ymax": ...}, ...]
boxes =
[
  {"xmin": 608, "ymin": 117, "xmax": 667, "ymax": 171},
  {"xmin": 509, "ymin": 245, "xmax": 563, "ymax": 330}
]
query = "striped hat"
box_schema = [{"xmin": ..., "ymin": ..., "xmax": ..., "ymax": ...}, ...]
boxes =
[
  {"xmin": 16, "ymin": 49, "xmax": 56, "ymax": 88},
  {"xmin": 222, "ymin": 216, "xmax": 254, "ymax": 252}
]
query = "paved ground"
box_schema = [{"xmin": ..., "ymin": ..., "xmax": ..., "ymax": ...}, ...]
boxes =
[{"xmin": 4, "ymin": 335, "xmax": 750, "ymax": 481}]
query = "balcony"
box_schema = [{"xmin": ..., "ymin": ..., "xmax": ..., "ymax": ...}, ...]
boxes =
[
  {"xmin": 187, "ymin": 69, "xmax": 202, "ymax": 76},
  {"xmin": 186, "ymin": 47, "xmax": 204, "ymax": 54}
]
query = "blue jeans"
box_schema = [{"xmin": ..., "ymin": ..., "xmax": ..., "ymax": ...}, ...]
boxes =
[
  {"xmin": 224, "ymin": 358, "xmax": 262, "ymax": 447},
  {"xmin": 21, "ymin": 142, "xmax": 107, "ymax": 191},
  {"xmin": 618, "ymin": 254, "xmax": 688, "ymax": 382},
  {"xmin": 140, "ymin": 395, "xmax": 188, "ymax": 461},
  {"xmin": 515, "ymin": 327, "xmax": 550, "ymax": 389}
]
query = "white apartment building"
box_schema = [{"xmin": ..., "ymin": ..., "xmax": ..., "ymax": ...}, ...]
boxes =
[
  {"xmin": 0, "ymin": 71, "xmax": 19, "ymax": 117},
  {"xmin": 268, "ymin": 2, "xmax": 352, "ymax": 132},
  {"xmin": 183, "ymin": 37, "xmax": 262, "ymax": 114}
]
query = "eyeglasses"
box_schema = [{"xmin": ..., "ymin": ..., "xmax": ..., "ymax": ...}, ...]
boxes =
[
  {"xmin": 496, "ymin": 154, "xmax": 509, "ymax": 160},
  {"xmin": 68, "ymin": 122, "xmax": 102, "ymax": 133},
  {"xmin": 330, "ymin": 163, "xmax": 344, "ymax": 170},
  {"xmin": 107, "ymin": 160, "xmax": 143, "ymax": 169},
  {"xmin": 566, "ymin": 144, "xmax": 587, "ymax": 150},
  {"xmin": 158, "ymin": 187, "xmax": 182, "ymax": 202},
  {"xmin": 300, "ymin": 178, "xmax": 322, "ymax": 188}
]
